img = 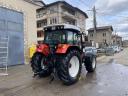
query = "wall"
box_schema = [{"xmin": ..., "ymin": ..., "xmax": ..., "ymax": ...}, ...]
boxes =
[
  {"xmin": 88, "ymin": 29, "xmax": 112, "ymax": 46},
  {"xmin": 76, "ymin": 11, "xmax": 86, "ymax": 33},
  {"xmin": 0, "ymin": 0, "xmax": 40, "ymax": 63}
]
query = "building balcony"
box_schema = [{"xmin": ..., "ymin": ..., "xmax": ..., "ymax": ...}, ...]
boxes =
[
  {"xmin": 62, "ymin": 11, "xmax": 76, "ymax": 20},
  {"xmin": 37, "ymin": 27, "xmax": 43, "ymax": 31},
  {"xmin": 36, "ymin": 15, "xmax": 47, "ymax": 21},
  {"xmin": 37, "ymin": 37, "xmax": 44, "ymax": 41}
]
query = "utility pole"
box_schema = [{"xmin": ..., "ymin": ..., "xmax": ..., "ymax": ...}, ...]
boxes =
[
  {"xmin": 93, "ymin": 6, "xmax": 97, "ymax": 47},
  {"xmin": 93, "ymin": 6, "xmax": 97, "ymax": 33}
]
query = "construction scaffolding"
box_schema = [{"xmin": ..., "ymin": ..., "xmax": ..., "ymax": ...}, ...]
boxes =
[{"xmin": 0, "ymin": 35, "xmax": 9, "ymax": 76}]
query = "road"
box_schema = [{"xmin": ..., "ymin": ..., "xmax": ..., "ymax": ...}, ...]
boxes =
[{"xmin": 0, "ymin": 48, "xmax": 128, "ymax": 96}]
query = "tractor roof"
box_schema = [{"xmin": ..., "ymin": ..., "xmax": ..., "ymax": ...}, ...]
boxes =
[{"xmin": 44, "ymin": 24, "xmax": 81, "ymax": 32}]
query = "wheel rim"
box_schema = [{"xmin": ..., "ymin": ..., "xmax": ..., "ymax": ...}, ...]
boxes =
[
  {"xmin": 92, "ymin": 58, "xmax": 96, "ymax": 69},
  {"xmin": 69, "ymin": 56, "xmax": 80, "ymax": 78}
]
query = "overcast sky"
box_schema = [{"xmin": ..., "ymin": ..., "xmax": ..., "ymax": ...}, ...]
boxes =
[{"xmin": 43, "ymin": 0, "xmax": 128, "ymax": 40}]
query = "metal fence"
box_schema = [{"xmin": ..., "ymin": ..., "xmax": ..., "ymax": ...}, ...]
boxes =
[{"xmin": 0, "ymin": 35, "xmax": 9, "ymax": 76}]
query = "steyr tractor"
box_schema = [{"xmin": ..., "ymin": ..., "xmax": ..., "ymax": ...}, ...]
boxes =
[{"xmin": 31, "ymin": 24, "xmax": 96, "ymax": 85}]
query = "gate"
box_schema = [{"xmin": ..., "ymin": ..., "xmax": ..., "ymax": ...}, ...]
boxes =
[{"xmin": 0, "ymin": 7, "xmax": 24, "ymax": 66}]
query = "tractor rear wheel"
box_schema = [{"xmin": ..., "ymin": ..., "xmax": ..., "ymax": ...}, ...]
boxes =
[
  {"xmin": 31, "ymin": 52, "xmax": 52, "ymax": 77},
  {"xmin": 57, "ymin": 50, "xmax": 82, "ymax": 85}
]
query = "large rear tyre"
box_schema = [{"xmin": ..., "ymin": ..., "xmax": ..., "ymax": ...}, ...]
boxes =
[
  {"xmin": 57, "ymin": 50, "xmax": 82, "ymax": 85},
  {"xmin": 31, "ymin": 52, "xmax": 52, "ymax": 77},
  {"xmin": 84, "ymin": 56, "xmax": 96, "ymax": 73}
]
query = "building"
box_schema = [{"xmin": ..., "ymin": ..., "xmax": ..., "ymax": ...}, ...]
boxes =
[
  {"xmin": 122, "ymin": 40, "xmax": 128, "ymax": 47},
  {"xmin": 0, "ymin": 0, "xmax": 45, "ymax": 66},
  {"xmin": 36, "ymin": 1, "xmax": 88, "ymax": 43},
  {"xmin": 112, "ymin": 35, "xmax": 122, "ymax": 46},
  {"xmin": 88, "ymin": 26, "xmax": 113, "ymax": 48},
  {"xmin": 24, "ymin": 0, "xmax": 45, "ymax": 6}
]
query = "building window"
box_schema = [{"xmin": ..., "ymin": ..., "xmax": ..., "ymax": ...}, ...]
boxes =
[
  {"xmin": 37, "ymin": 31, "xmax": 43, "ymax": 37},
  {"xmin": 49, "ymin": 7, "xmax": 57, "ymax": 14},
  {"xmin": 90, "ymin": 34, "xmax": 93, "ymax": 37},
  {"xmin": 36, "ymin": 10, "xmax": 47, "ymax": 18},
  {"xmin": 103, "ymin": 33, "xmax": 106, "ymax": 37},
  {"xmin": 103, "ymin": 39, "xmax": 106, "ymax": 43},
  {"xmin": 37, "ymin": 19, "xmax": 47, "ymax": 28},
  {"xmin": 50, "ymin": 17, "xmax": 57, "ymax": 24},
  {"xmin": 37, "ymin": 22, "xmax": 41, "ymax": 28}
]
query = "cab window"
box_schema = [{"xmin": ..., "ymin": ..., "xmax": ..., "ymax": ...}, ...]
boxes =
[{"xmin": 67, "ymin": 31, "xmax": 73, "ymax": 44}]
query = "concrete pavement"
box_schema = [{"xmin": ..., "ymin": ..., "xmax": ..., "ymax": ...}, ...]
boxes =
[{"xmin": 0, "ymin": 48, "xmax": 128, "ymax": 96}]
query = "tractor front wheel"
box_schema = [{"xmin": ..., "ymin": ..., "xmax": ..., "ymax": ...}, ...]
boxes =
[
  {"xmin": 57, "ymin": 50, "xmax": 82, "ymax": 85},
  {"xmin": 84, "ymin": 56, "xmax": 96, "ymax": 73}
]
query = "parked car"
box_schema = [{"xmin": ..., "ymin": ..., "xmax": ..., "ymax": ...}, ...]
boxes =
[
  {"xmin": 121, "ymin": 47, "xmax": 123, "ymax": 51},
  {"xmin": 112, "ymin": 46, "xmax": 121, "ymax": 53},
  {"xmin": 84, "ymin": 47, "xmax": 97, "ymax": 56},
  {"xmin": 105, "ymin": 47, "xmax": 115, "ymax": 56},
  {"xmin": 97, "ymin": 48, "xmax": 105, "ymax": 53}
]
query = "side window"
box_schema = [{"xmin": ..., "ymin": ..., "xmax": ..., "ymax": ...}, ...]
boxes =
[
  {"xmin": 74, "ymin": 33, "xmax": 77, "ymax": 42},
  {"xmin": 67, "ymin": 32, "xmax": 73, "ymax": 44},
  {"xmin": 73, "ymin": 33, "xmax": 80, "ymax": 44}
]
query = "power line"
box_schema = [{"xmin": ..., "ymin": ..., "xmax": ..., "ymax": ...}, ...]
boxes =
[
  {"xmin": 79, "ymin": 0, "xmax": 90, "ymax": 9},
  {"xmin": 96, "ymin": 11, "xmax": 128, "ymax": 26},
  {"xmin": 97, "ymin": 11, "xmax": 128, "ymax": 18}
]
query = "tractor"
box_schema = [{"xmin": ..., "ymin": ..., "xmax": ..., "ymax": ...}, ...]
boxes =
[{"xmin": 31, "ymin": 24, "xmax": 96, "ymax": 85}]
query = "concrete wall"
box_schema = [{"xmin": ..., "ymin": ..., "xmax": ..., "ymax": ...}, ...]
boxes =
[{"xmin": 0, "ymin": 0, "xmax": 40, "ymax": 63}]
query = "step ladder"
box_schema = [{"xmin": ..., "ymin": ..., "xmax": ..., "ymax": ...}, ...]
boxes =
[{"xmin": 0, "ymin": 35, "xmax": 9, "ymax": 76}]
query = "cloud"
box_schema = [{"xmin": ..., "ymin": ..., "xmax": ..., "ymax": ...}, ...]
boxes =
[
  {"xmin": 95, "ymin": 0, "xmax": 128, "ymax": 14},
  {"xmin": 94, "ymin": 0, "xmax": 128, "ymax": 38},
  {"xmin": 116, "ymin": 24, "xmax": 128, "ymax": 33}
]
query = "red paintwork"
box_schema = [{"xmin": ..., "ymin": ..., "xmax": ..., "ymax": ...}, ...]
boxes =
[
  {"xmin": 56, "ymin": 44, "xmax": 71, "ymax": 54},
  {"xmin": 36, "ymin": 44, "xmax": 50, "ymax": 56}
]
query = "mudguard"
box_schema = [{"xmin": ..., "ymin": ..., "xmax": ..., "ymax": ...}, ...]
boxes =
[
  {"xmin": 36, "ymin": 44, "xmax": 50, "ymax": 56},
  {"xmin": 56, "ymin": 44, "xmax": 70, "ymax": 54}
]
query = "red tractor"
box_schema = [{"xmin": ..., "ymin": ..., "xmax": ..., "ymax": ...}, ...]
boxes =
[{"xmin": 31, "ymin": 24, "xmax": 96, "ymax": 85}]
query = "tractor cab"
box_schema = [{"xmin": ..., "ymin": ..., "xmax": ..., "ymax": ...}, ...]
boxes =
[
  {"xmin": 44, "ymin": 24, "xmax": 81, "ymax": 45},
  {"xmin": 37, "ymin": 24, "xmax": 84, "ymax": 56}
]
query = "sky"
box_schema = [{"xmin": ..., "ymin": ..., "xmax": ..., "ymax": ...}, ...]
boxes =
[{"xmin": 43, "ymin": 0, "xmax": 128, "ymax": 40}]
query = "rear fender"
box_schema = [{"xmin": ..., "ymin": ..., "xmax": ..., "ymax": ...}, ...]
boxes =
[
  {"xmin": 56, "ymin": 44, "xmax": 70, "ymax": 54},
  {"xmin": 36, "ymin": 44, "xmax": 50, "ymax": 56},
  {"xmin": 56, "ymin": 44, "xmax": 81, "ymax": 54}
]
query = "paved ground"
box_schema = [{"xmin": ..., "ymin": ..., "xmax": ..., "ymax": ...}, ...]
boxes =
[
  {"xmin": 0, "ymin": 48, "xmax": 128, "ymax": 96},
  {"xmin": 98, "ymin": 47, "xmax": 128, "ymax": 65}
]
